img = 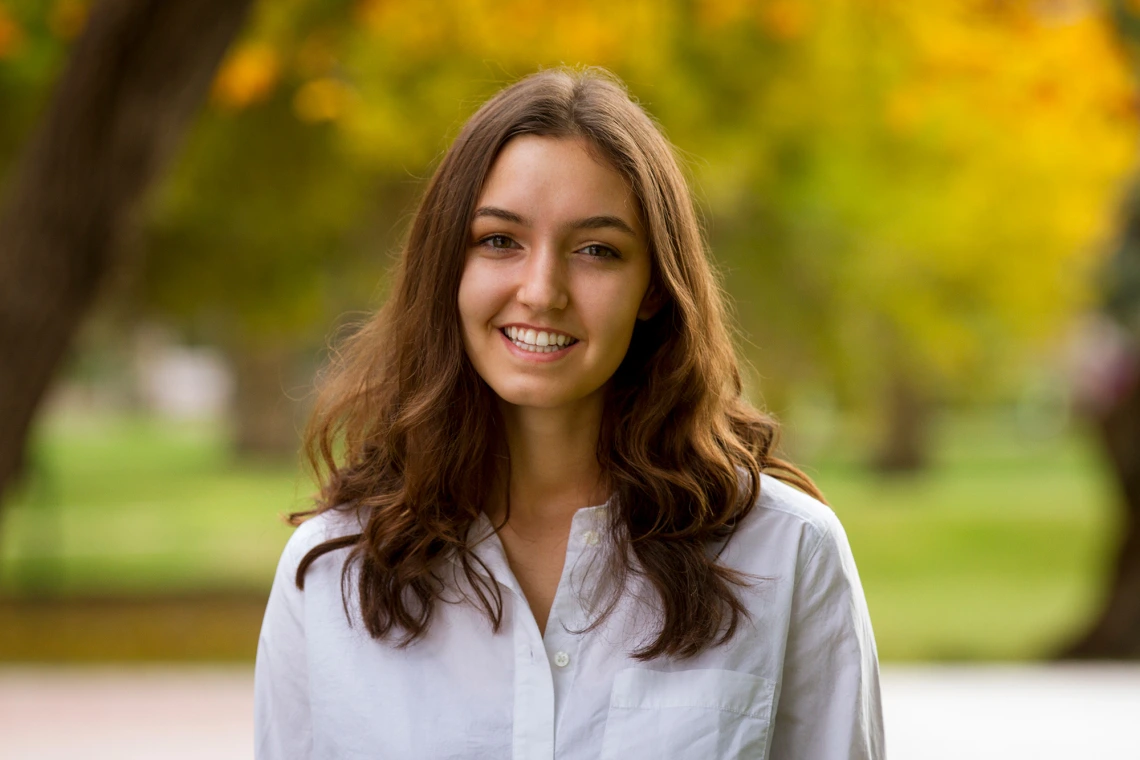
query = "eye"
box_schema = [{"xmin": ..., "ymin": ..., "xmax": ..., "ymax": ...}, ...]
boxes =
[
  {"xmin": 579, "ymin": 243, "xmax": 620, "ymax": 259},
  {"xmin": 479, "ymin": 234, "xmax": 518, "ymax": 250}
]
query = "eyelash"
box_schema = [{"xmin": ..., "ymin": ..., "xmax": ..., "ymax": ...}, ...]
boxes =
[
  {"xmin": 480, "ymin": 234, "xmax": 518, "ymax": 250},
  {"xmin": 476, "ymin": 235, "xmax": 620, "ymax": 260},
  {"xmin": 579, "ymin": 243, "xmax": 620, "ymax": 260}
]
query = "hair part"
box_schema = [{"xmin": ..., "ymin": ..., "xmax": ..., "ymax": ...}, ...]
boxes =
[{"xmin": 293, "ymin": 66, "xmax": 823, "ymax": 661}]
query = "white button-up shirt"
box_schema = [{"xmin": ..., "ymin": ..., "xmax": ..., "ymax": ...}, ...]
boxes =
[{"xmin": 254, "ymin": 475, "xmax": 884, "ymax": 759}]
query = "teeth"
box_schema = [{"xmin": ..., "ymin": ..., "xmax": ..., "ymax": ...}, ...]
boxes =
[{"xmin": 502, "ymin": 326, "xmax": 577, "ymax": 352}]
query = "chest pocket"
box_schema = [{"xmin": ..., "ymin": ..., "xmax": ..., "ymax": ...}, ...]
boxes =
[{"xmin": 599, "ymin": 668, "xmax": 776, "ymax": 760}]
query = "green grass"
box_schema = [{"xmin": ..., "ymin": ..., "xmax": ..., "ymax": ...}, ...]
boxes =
[
  {"xmin": 0, "ymin": 413, "xmax": 306, "ymax": 595},
  {"xmin": 805, "ymin": 412, "xmax": 1116, "ymax": 661},
  {"xmin": 0, "ymin": 409, "xmax": 1119, "ymax": 662}
]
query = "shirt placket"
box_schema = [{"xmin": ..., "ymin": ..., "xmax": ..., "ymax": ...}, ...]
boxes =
[
  {"xmin": 464, "ymin": 508, "xmax": 609, "ymax": 760},
  {"xmin": 511, "ymin": 602, "xmax": 556, "ymax": 760},
  {"xmin": 545, "ymin": 507, "xmax": 609, "ymax": 758},
  {"xmin": 464, "ymin": 521, "xmax": 554, "ymax": 760}
]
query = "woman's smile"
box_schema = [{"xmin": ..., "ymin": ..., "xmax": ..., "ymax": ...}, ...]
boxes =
[{"xmin": 500, "ymin": 325, "xmax": 580, "ymax": 356}]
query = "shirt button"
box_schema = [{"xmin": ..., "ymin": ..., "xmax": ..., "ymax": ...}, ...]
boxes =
[
  {"xmin": 582, "ymin": 530, "xmax": 599, "ymax": 546},
  {"xmin": 554, "ymin": 651, "xmax": 570, "ymax": 668}
]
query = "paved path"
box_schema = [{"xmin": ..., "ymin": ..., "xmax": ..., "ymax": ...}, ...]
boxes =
[
  {"xmin": 0, "ymin": 666, "xmax": 253, "ymax": 760},
  {"xmin": 883, "ymin": 664, "xmax": 1140, "ymax": 759},
  {"xmin": 2, "ymin": 664, "xmax": 1138, "ymax": 758}
]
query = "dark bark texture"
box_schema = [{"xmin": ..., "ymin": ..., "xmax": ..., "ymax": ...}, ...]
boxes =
[
  {"xmin": 0, "ymin": 0, "xmax": 253, "ymax": 502},
  {"xmin": 1064, "ymin": 376, "xmax": 1140, "ymax": 658},
  {"xmin": 1062, "ymin": 178, "xmax": 1140, "ymax": 659},
  {"xmin": 871, "ymin": 362, "xmax": 931, "ymax": 474}
]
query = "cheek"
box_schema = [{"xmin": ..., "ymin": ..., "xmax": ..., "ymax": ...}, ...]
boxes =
[
  {"xmin": 457, "ymin": 262, "xmax": 495, "ymax": 332},
  {"xmin": 575, "ymin": 304, "xmax": 637, "ymax": 369},
  {"xmin": 583, "ymin": 276, "xmax": 649, "ymax": 336}
]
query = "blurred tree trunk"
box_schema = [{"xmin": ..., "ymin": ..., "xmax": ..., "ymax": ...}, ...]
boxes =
[
  {"xmin": 872, "ymin": 362, "xmax": 931, "ymax": 473},
  {"xmin": 1061, "ymin": 0, "xmax": 1140, "ymax": 660},
  {"xmin": 1062, "ymin": 187, "xmax": 1140, "ymax": 659},
  {"xmin": 1065, "ymin": 371, "xmax": 1140, "ymax": 658},
  {"xmin": 869, "ymin": 334, "xmax": 932, "ymax": 474},
  {"xmin": 0, "ymin": 0, "xmax": 253, "ymax": 505}
]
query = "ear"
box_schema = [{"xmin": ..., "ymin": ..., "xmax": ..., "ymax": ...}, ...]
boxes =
[{"xmin": 637, "ymin": 283, "xmax": 666, "ymax": 321}]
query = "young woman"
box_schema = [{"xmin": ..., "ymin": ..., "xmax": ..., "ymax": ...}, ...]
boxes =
[{"xmin": 254, "ymin": 67, "xmax": 884, "ymax": 759}]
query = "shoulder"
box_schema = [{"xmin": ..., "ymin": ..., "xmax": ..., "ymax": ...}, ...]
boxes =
[
  {"xmin": 279, "ymin": 506, "xmax": 363, "ymax": 570},
  {"xmin": 753, "ymin": 473, "xmax": 832, "ymax": 524},
  {"xmin": 754, "ymin": 473, "xmax": 844, "ymax": 552},
  {"xmin": 716, "ymin": 472, "xmax": 849, "ymax": 573}
]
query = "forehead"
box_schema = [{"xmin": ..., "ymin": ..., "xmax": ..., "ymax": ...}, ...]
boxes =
[{"xmin": 476, "ymin": 135, "xmax": 642, "ymax": 234}]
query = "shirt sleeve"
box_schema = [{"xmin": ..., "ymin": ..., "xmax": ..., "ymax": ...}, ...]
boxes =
[
  {"xmin": 254, "ymin": 528, "xmax": 314, "ymax": 760},
  {"xmin": 768, "ymin": 510, "xmax": 885, "ymax": 760}
]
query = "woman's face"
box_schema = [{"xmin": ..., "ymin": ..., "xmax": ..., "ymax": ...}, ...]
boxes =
[{"xmin": 458, "ymin": 134, "xmax": 657, "ymax": 414}]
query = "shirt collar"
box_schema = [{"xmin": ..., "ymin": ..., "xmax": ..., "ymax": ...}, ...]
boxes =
[{"xmin": 448, "ymin": 501, "xmax": 614, "ymax": 583}]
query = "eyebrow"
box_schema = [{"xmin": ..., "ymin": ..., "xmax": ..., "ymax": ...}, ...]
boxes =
[{"xmin": 472, "ymin": 206, "xmax": 638, "ymax": 237}]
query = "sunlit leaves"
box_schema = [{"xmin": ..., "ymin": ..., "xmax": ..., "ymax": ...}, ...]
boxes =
[
  {"xmin": 162, "ymin": 0, "xmax": 1140, "ymax": 402},
  {"xmin": 695, "ymin": 0, "xmax": 1140, "ymax": 403},
  {"xmin": 2, "ymin": 0, "xmax": 1136, "ymax": 408},
  {"xmin": 293, "ymin": 76, "xmax": 354, "ymax": 122},
  {"xmin": 212, "ymin": 43, "xmax": 281, "ymax": 109}
]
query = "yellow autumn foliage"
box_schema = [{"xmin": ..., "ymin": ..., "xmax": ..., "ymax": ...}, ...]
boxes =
[
  {"xmin": 293, "ymin": 77, "xmax": 355, "ymax": 122},
  {"xmin": 0, "ymin": 5, "xmax": 23, "ymax": 59},
  {"xmin": 150, "ymin": 0, "xmax": 1140, "ymax": 401},
  {"xmin": 211, "ymin": 43, "xmax": 281, "ymax": 110}
]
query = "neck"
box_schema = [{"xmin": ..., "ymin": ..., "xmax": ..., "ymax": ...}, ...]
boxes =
[{"xmin": 489, "ymin": 395, "xmax": 610, "ymax": 534}]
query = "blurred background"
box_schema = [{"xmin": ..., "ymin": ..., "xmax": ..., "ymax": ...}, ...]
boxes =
[{"xmin": 2, "ymin": 0, "xmax": 1140, "ymax": 753}]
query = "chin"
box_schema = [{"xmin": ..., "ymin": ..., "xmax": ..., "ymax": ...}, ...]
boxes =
[
  {"xmin": 495, "ymin": 390, "xmax": 570, "ymax": 409},
  {"xmin": 486, "ymin": 378, "xmax": 579, "ymax": 408}
]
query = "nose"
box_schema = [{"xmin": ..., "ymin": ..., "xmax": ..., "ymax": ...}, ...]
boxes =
[{"xmin": 516, "ymin": 244, "xmax": 569, "ymax": 312}]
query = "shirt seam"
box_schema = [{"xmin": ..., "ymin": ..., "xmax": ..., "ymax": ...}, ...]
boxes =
[
  {"xmin": 609, "ymin": 703, "xmax": 768, "ymax": 720},
  {"xmin": 798, "ymin": 521, "xmax": 830, "ymax": 571}
]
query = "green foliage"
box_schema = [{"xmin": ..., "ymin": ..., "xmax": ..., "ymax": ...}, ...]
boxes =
[
  {"xmin": 0, "ymin": 1, "xmax": 71, "ymax": 173},
  {"xmin": 145, "ymin": 93, "xmax": 378, "ymax": 345}
]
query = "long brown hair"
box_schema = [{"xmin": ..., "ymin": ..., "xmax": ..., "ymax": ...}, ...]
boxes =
[{"xmin": 294, "ymin": 66, "xmax": 822, "ymax": 661}]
